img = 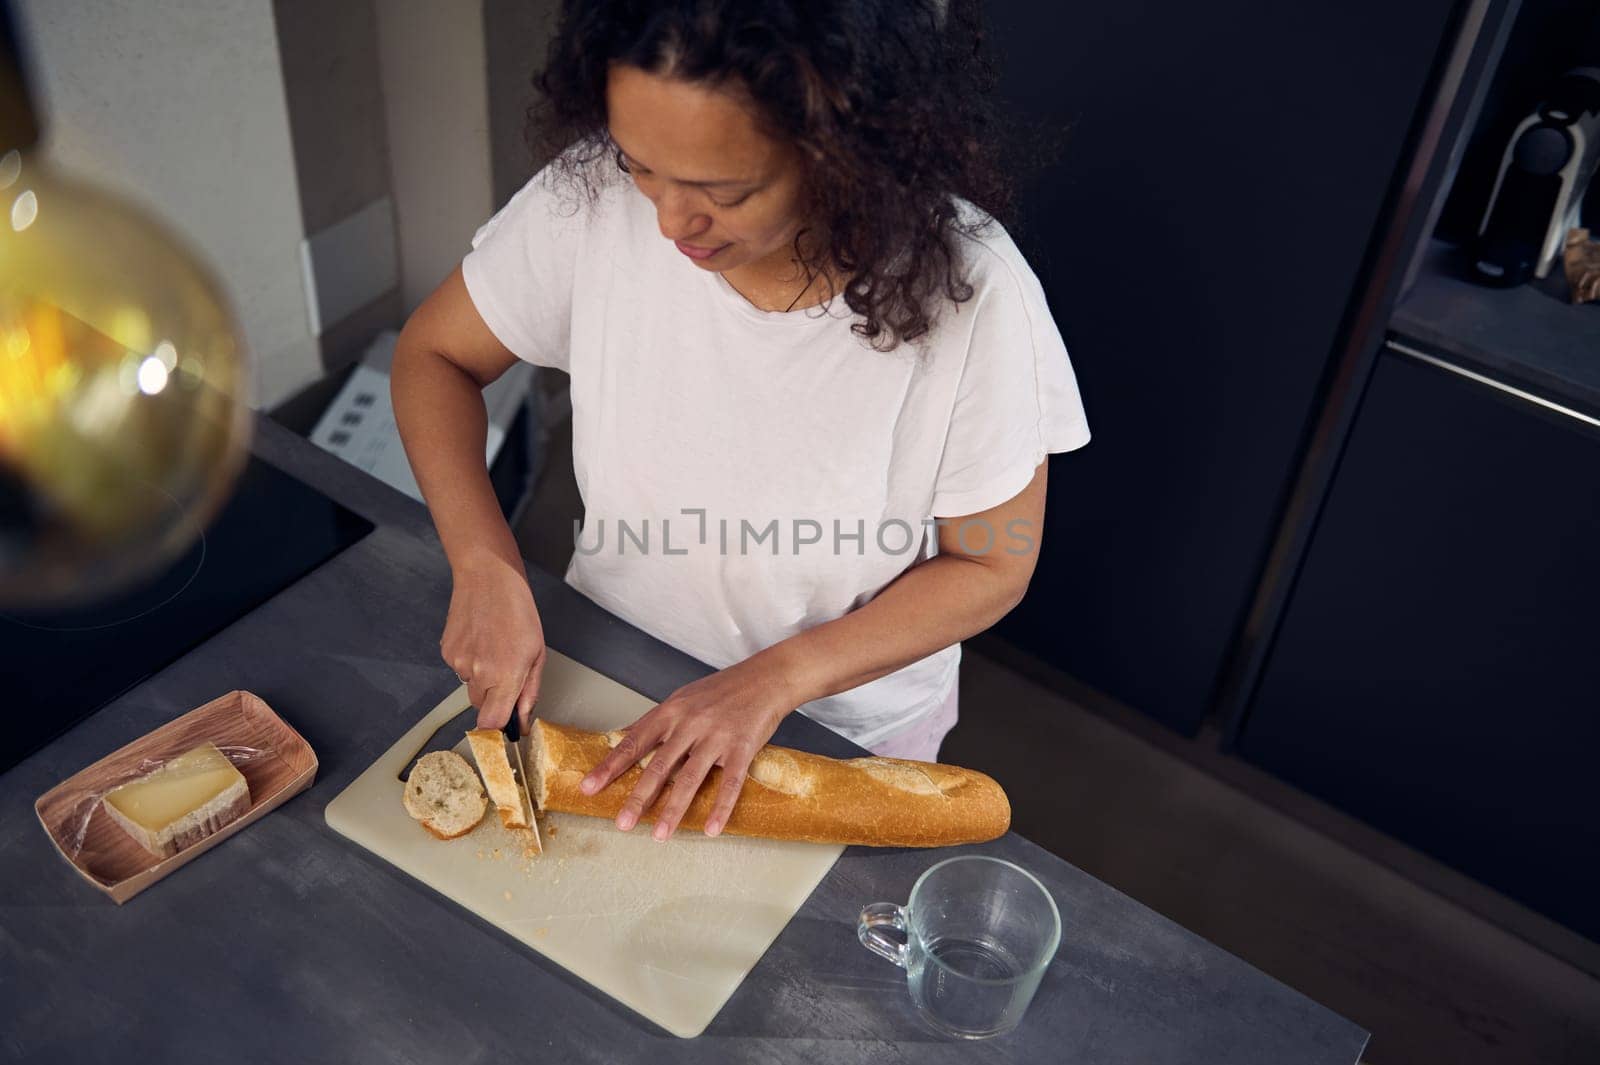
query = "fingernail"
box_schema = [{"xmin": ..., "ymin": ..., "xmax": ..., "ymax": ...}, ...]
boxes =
[
  {"xmin": 705, "ymin": 819, "xmax": 723, "ymax": 837},
  {"xmin": 653, "ymin": 823, "xmax": 670, "ymax": 842},
  {"xmin": 580, "ymin": 777, "xmax": 597, "ymax": 795}
]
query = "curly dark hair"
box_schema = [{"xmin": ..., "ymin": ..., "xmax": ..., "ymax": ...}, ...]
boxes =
[{"xmin": 528, "ymin": 0, "xmax": 1021, "ymax": 350}]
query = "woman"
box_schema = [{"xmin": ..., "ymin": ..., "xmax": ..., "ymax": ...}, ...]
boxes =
[{"xmin": 392, "ymin": 0, "xmax": 1088, "ymax": 843}]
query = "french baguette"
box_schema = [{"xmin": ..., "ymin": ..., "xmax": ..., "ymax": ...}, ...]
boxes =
[{"xmin": 524, "ymin": 719, "xmax": 1010, "ymax": 847}]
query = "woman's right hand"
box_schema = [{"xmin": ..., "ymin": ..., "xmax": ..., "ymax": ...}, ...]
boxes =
[{"xmin": 440, "ymin": 551, "xmax": 547, "ymax": 732}]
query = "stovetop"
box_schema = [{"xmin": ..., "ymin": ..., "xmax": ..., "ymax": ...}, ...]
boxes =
[{"xmin": 0, "ymin": 457, "xmax": 374, "ymax": 774}]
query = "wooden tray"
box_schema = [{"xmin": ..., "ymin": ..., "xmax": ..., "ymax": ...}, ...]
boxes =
[{"xmin": 35, "ymin": 690, "xmax": 317, "ymax": 903}]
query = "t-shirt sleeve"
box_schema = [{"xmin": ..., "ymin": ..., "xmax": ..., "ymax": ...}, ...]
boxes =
[
  {"xmin": 459, "ymin": 161, "xmax": 590, "ymax": 372},
  {"xmin": 929, "ymin": 253, "xmax": 1091, "ymax": 518}
]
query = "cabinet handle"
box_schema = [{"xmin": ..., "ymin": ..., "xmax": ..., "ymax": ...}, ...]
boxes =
[{"xmin": 1386, "ymin": 340, "xmax": 1600, "ymax": 431}]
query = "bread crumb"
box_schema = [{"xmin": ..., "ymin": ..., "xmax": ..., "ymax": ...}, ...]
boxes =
[
  {"xmin": 534, "ymin": 927, "xmax": 549, "ymax": 938},
  {"xmin": 503, "ymin": 890, "xmax": 513, "ymax": 902}
]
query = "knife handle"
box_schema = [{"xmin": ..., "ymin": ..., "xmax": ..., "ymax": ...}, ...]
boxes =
[{"xmin": 503, "ymin": 713, "xmax": 520, "ymax": 744}]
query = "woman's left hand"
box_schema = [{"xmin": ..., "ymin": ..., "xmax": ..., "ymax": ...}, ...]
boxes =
[{"xmin": 577, "ymin": 650, "xmax": 801, "ymax": 840}]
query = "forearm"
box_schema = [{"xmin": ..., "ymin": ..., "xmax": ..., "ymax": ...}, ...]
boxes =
[
  {"xmin": 390, "ymin": 330, "xmax": 521, "ymax": 575},
  {"xmin": 769, "ymin": 552, "xmax": 1026, "ymax": 706}
]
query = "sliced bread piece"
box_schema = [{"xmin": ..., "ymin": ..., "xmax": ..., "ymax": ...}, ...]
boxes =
[
  {"xmin": 465, "ymin": 729, "xmax": 530, "ymax": 829},
  {"xmin": 402, "ymin": 750, "xmax": 487, "ymax": 840},
  {"xmin": 465, "ymin": 729, "xmax": 543, "ymax": 855}
]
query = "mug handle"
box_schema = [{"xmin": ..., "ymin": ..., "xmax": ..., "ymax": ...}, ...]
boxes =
[{"xmin": 857, "ymin": 902, "xmax": 909, "ymax": 968}]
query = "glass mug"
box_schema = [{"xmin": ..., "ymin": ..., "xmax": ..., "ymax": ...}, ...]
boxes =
[{"xmin": 858, "ymin": 855, "xmax": 1062, "ymax": 1039}]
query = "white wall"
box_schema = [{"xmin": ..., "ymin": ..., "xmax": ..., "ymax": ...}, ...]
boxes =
[
  {"xmin": 376, "ymin": 0, "xmax": 494, "ymax": 314},
  {"xmin": 14, "ymin": 0, "xmax": 322, "ymax": 409}
]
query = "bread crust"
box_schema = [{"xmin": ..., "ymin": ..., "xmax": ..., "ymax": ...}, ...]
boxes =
[
  {"xmin": 420, "ymin": 817, "xmax": 480, "ymax": 841},
  {"xmin": 525, "ymin": 719, "xmax": 1010, "ymax": 847}
]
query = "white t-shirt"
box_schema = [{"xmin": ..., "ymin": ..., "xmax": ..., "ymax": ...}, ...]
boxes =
[{"xmin": 461, "ymin": 162, "xmax": 1090, "ymax": 750}]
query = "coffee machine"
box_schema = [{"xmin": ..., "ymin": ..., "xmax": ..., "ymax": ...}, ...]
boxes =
[{"xmin": 1470, "ymin": 67, "xmax": 1600, "ymax": 287}]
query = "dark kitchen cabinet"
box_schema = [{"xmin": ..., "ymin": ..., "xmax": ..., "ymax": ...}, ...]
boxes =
[
  {"xmin": 1236, "ymin": 344, "xmax": 1600, "ymax": 940},
  {"xmin": 986, "ymin": 0, "xmax": 1461, "ymax": 733}
]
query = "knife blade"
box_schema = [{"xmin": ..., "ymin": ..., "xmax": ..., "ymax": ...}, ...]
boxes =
[{"xmin": 504, "ymin": 713, "xmax": 543, "ymax": 854}]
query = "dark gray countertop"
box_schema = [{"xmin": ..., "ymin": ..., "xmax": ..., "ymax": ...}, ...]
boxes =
[{"xmin": 0, "ymin": 417, "xmax": 1367, "ymax": 1064}]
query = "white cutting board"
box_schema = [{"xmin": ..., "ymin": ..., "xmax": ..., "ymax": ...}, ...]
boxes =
[{"xmin": 324, "ymin": 650, "xmax": 844, "ymax": 1038}]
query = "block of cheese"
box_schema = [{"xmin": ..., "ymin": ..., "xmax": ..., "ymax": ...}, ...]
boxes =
[{"xmin": 101, "ymin": 742, "xmax": 252, "ymax": 858}]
